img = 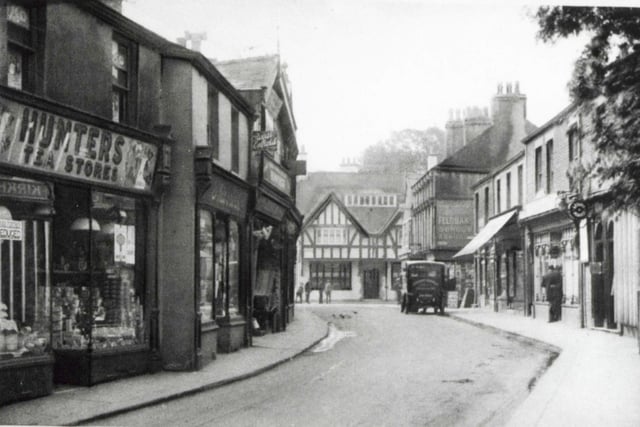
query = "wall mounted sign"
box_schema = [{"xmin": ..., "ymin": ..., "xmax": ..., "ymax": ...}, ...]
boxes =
[
  {"xmin": 0, "ymin": 219, "xmax": 23, "ymax": 241},
  {"xmin": 201, "ymin": 174, "xmax": 248, "ymax": 218},
  {"xmin": 435, "ymin": 200, "xmax": 474, "ymax": 248},
  {"xmin": 0, "ymin": 177, "xmax": 50, "ymax": 202},
  {"xmin": 256, "ymin": 194, "xmax": 286, "ymax": 222},
  {"xmin": 262, "ymin": 155, "xmax": 291, "ymax": 196},
  {"xmin": 0, "ymin": 97, "xmax": 158, "ymax": 192}
]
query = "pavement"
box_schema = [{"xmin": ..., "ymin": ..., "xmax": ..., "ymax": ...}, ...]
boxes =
[
  {"xmin": 447, "ymin": 307, "xmax": 640, "ymax": 427},
  {"xmin": 1, "ymin": 303, "xmax": 639, "ymax": 426}
]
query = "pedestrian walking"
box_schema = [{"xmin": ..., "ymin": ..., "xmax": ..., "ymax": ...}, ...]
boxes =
[
  {"xmin": 318, "ymin": 283, "xmax": 324, "ymax": 303},
  {"xmin": 542, "ymin": 265, "xmax": 563, "ymax": 322},
  {"xmin": 296, "ymin": 283, "xmax": 304, "ymax": 304},
  {"xmin": 324, "ymin": 281, "xmax": 332, "ymax": 304},
  {"xmin": 304, "ymin": 281, "xmax": 311, "ymax": 303}
]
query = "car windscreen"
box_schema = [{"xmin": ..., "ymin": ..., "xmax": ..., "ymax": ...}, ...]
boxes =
[{"xmin": 407, "ymin": 264, "xmax": 443, "ymax": 282}]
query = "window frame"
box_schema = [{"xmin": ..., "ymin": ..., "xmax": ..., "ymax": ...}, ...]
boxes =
[
  {"xmin": 111, "ymin": 33, "xmax": 138, "ymax": 125},
  {"xmin": 535, "ymin": 146, "xmax": 543, "ymax": 193}
]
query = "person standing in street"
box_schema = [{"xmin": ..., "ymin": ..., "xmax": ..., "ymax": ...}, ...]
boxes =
[
  {"xmin": 542, "ymin": 265, "xmax": 563, "ymax": 322},
  {"xmin": 296, "ymin": 283, "xmax": 304, "ymax": 304},
  {"xmin": 304, "ymin": 280, "xmax": 311, "ymax": 303},
  {"xmin": 324, "ymin": 281, "xmax": 332, "ymax": 304}
]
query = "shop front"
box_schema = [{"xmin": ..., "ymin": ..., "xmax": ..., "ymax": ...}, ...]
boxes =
[
  {"xmin": 0, "ymin": 88, "xmax": 169, "ymax": 401},
  {"xmin": 454, "ymin": 209, "xmax": 521, "ymax": 312},
  {"xmin": 197, "ymin": 168, "xmax": 251, "ymax": 355},
  {"xmin": 524, "ymin": 211, "xmax": 581, "ymax": 326}
]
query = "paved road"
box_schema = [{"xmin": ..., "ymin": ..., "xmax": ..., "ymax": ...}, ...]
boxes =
[{"xmin": 91, "ymin": 305, "xmax": 553, "ymax": 427}]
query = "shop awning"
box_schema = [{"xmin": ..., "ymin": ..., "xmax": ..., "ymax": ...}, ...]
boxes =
[{"xmin": 453, "ymin": 210, "xmax": 518, "ymax": 259}]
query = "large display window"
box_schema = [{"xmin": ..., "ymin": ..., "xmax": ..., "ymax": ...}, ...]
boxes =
[
  {"xmin": 51, "ymin": 186, "xmax": 146, "ymax": 351},
  {"xmin": 0, "ymin": 179, "xmax": 52, "ymax": 361},
  {"xmin": 214, "ymin": 216, "xmax": 240, "ymax": 318}
]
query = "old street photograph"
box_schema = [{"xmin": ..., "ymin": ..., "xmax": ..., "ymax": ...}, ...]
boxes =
[{"xmin": 2, "ymin": 0, "xmax": 640, "ymax": 426}]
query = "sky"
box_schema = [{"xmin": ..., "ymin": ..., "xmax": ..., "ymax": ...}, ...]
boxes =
[{"xmin": 123, "ymin": 0, "xmax": 600, "ymax": 171}]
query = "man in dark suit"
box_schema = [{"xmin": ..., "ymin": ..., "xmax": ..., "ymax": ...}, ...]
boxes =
[{"xmin": 542, "ymin": 265, "xmax": 563, "ymax": 322}]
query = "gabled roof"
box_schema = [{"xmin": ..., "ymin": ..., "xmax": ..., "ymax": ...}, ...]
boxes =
[
  {"xmin": 213, "ymin": 55, "xmax": 280, "ymax": 92},
  {"xmin": 297, "ymin": 171, "xmax": 406, "ymax": 236},
  {"xmin": 297, "ymin": 171, "xmax": 405, "ymax": 214},
  {"xmin": 438, "ymin": 120, "xmax": 537, "ymax": 170},
  {"xmin": 302, "ymin": 193, "xmax": 368, "ymax": 236}
]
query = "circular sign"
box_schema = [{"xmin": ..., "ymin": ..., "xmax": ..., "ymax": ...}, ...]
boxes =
[{"xmin": 568, "ymin": 201, "xmax": 587, "ymax": 220}]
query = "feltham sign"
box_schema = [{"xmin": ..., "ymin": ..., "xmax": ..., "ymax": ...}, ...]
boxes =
[{"xmin": 0, "ymin": 97, "xmax": 157, "ymax": 192}]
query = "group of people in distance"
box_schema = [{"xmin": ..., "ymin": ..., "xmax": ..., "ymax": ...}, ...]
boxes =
[{"xmin": 296, "ymin": 281, "xmax": 332, "ymax": 304}]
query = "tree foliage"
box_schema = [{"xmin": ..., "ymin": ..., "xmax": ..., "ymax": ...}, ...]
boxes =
[
  {"xmin": 360, "ymin": 128, "xmax": 445, "ymax": 174},
  {"xmin": 536, "ymin": 6, "xmax": 640, "ymax": 211}
]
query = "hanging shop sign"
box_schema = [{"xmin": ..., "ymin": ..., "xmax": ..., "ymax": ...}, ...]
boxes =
[
  {"xmin": 262, "ymin": 155, "xmax": 291, "ymax": 196},
  {"xmin": 0, "ymin": 97, "xmax": 158, "ymax": 192},
  {"xmin": 201, "ymin": 174, "xmax": 249, "ymax": 219},
  {"xmin": 252, "ymin": 130, "xmax": 278, "ymax": 154}
]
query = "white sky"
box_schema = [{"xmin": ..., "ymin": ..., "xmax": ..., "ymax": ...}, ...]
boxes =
[{"xmin": 123, "ymin": 0, "xmax": 603, "ymax": 171}]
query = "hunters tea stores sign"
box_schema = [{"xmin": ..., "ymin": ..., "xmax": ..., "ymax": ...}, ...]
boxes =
[{"xmin": 0, "ymin": 97, "xmax": 158, "ymax": 192}]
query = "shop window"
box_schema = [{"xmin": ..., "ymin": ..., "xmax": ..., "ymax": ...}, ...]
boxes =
[
  {"xmin": 51, "ymin": 186, "xmax": 146, "ymax": 351},
  {"xmin": 111, "ymin": 35, "xmax": 137, "ymax": 125},
  {"xmin": 309, "ymin": 262, "xmax": 351, "ymax": 290},
  {"xmin": 199, "ymin": 210, "xmax": 214, "ymax": 321},
  {"xmin": 0, "ymin": 178, "xmax": 51, "ymax": 360},
  {"xmin": 214, "ymin": 217, "xmax": 240, "ymax": 318}
]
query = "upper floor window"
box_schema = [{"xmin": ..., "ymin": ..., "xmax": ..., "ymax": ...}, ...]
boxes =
[
  {"xmin": 496, "ymin": 179, "xmax": 501, "ymax": 214},
  {"xmin": 506, "ymin": 172, "xmax": 511, "ymax": 209},
  {"xmin": 484, "ymin": 186, "xmax": 489, "ymax": 220},
  {"xmin": 207, "ymin": 89, "xmax": 219, "ymax": 158},
  {"xmin": 111, "ymin": 35, "xmax": 137, "ymax": 125},
  {"xmin": 517, "ymin": 165, "xmax": 523, "ymax": 205},
  {"xmin": 231, "ymin": 108, "xmax": 239, "ymax": 173},
  {"xmin": 7, "ymin": 3, "xmax": 35, "ymax": 91},
  {"xmin": 568, "ymin": 126, "xmax": 581, "ymax": 161},
  {"xmin": 535, "ymin": 146, "xmax": 543, "ymax": 192},
  {"xmin": 474, "ymin": 192, "xmax": 480, "ymax": 231},
  {"xmin": 546, "ymin": 139, "xmax": 554, "ymax": 193},
  {"xmin": 315, "ymin": 227, "xmax": 347, "ymax": 245}
]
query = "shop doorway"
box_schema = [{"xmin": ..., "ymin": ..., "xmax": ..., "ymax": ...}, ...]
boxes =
[
  {"xmin": 592, "ymin": 220, "xmax": 616, "ymax": 329},
  {"xmin": 363, "ymin": 269, "xmax": 379, "ymax": 299}
]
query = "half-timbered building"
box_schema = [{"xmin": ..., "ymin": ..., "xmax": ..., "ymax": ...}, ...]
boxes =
[{"xmin": 296, "ymin": 172, "xmax": 405, "ymax": 301}]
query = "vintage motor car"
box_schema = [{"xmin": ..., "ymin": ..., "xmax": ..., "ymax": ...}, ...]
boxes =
[{"xmin": 400, "ymin": 260, "xmax": 449, "ymax": 314}]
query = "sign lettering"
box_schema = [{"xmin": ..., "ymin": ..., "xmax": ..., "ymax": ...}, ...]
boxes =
[
  {"xmin": 436, "ymin": 200, "xmax": 474, "ymax": 248},
  {"xmin": 0, "ymin": 219, "xmax": 22, "ymax": 241},
  {"xmin": 262, "ymin": 155, "xmax": 291, "ymax": 196},
  {"xmin": 0, "ymin": 97, "xmax": 158, "ymax": 192}
]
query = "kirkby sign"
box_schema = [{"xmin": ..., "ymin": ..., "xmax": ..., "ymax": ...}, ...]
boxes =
[{"xmin": 0, "ymin": 97, "xmax": 157, "ymax": 192}]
